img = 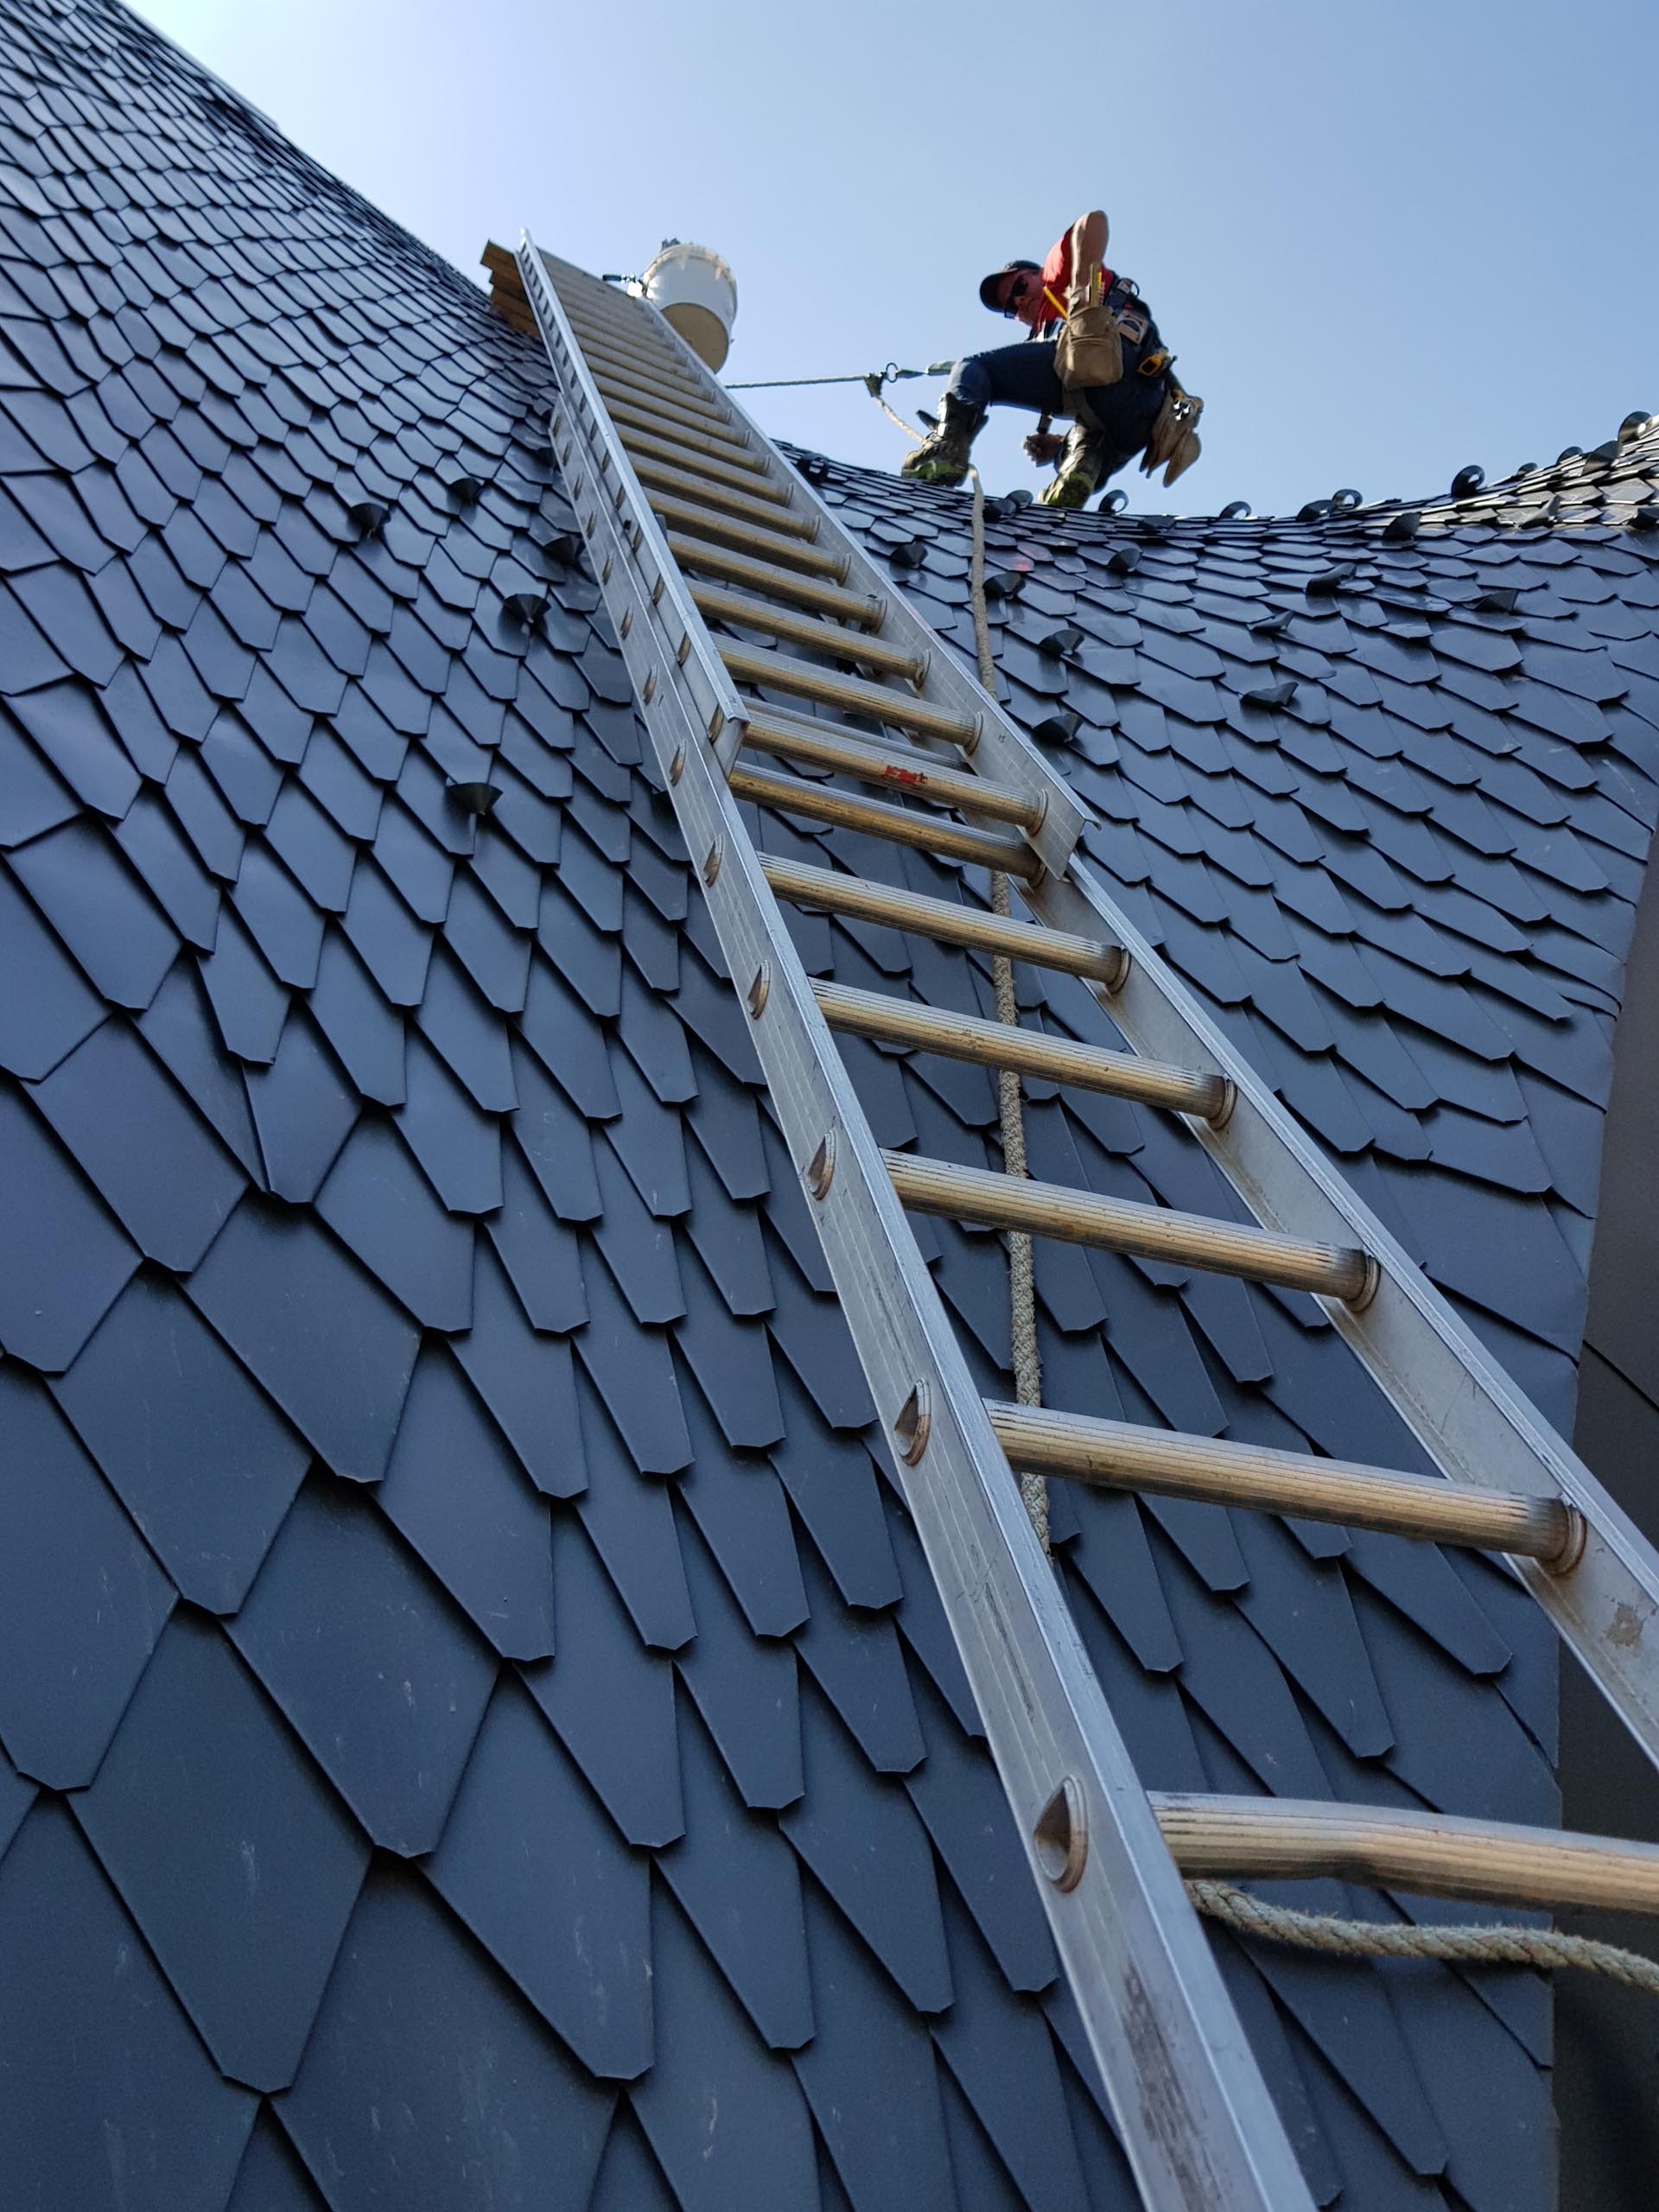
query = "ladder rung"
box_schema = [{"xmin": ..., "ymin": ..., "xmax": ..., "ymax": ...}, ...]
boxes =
[
  {"xmin": 695, "ymin": 583, "xmax": 924, "ymax": 677},
  {"xmin": 670, "ymin": 536, "xmax": 881, "ymax": 624},
  {"xmin": 576, "ymin": 329, "xmax": 727, "ymax": 397},
  {"xmin": 722, "ymin": 641, "xmax": 976, "ymax": 744},
  {"xmin": 633, "ymin": 459, "xmax": 819, "ymax": 537},
  {"xmin": 1154, "ymin": 1794, "xmax": 1659, "ymax": 1916},
  {"xmin": 811, "ymin": 982, "xmax": 1225, "ymax": 1112},
  {"xmin": 618, "ymin": 423, "xmax": 783, "ymax": 495},
  {"xmin": 590, "ymin": 367, "xmax": 740, "ymax": 442},
  {"xmin": 884, "ymin": 1151, "xmax": 1376, "ymax": 1302},
  {"xmin": 603, "ymin": 394, "xmax": 760, "ymax": 463},
  {"xmin": 575, "ymin": 332, "xmax": 728, "ymax": 414},
  {"xmin": 747, "ymin": 716, "xmax": 1041, "ymax": 828},
  {"xmin": 648, "ymin": 494, "xmax": 849, "ymax": 578},
  {"xmin": 593, "ymin": 358, "xmax": 734, "ymax": 427},
  {"xmin": 564, "ymin": 306, "xmax": 676, "ymax": 356},
  {"xmin": 760, "ymin": 855, "xmax": 1127, "ymax": 983},
  {"xmin": 729, "ymin": 764, "xmax": 1039, "ymax": 877},
  {"xmin": 987, "ymin": 1401, "xmax": 1580, "ymax": 1564}
]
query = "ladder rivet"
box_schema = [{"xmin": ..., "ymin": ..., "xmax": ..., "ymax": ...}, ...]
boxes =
[
  {"xmin": 619, "ymin": 607, "xmax": 632, "ymax": 637},
  {"xmin": 894, "ymin": 1381, "xmax": 931, "ymax": 1465},
  {"xmin": 806, "ymin": 1131, "xmax": 836, "ymax": 1200},
  {"xmin": 651, "ymin": 574, "xmax": 665, "ymax": 604},
  {"xmin": 668, "ymin": 745, "xmax": 684, "ymax": 784},
  {"xmin": 1033, "ymin": 1779, "xmax": 1088, "ymax": 1893},
  {"xmin": 702, "ymin": 838, "xmax": 723, "ymax": 886},
  {"xmin": 709, "ymin": 709, "xmax": 725, "ymax": 744},
  {"xmin": 747, "ymin": 963, "xmax": 771, "ymax": 1017},
  {"xmin": 601, "ymin": 554, "xmax": 613, "ymax": 583},
  {"xmin": 642, "ymin": 671, "xmax": 657, "ymax": 702},
  {"xmin": 677, "ymin": 632, "xmax": 693, "ymax": 666}
]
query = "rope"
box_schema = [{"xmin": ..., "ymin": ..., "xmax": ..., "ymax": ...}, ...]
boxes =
[
  {"xmin": 877, "ymin": 393, "xmax": 925, "ymax": 444},
  {"xmin": 1189, "ymin": 1881, "xmax": 1659, "ymax": 1993},
  {"xmin": 802, "ymin": 380, "xmax": 1046, "ymax": 1544},
  {"xmin": 965, "ymin": 469, "xmax": 1048, "ymax": 1551},
  {"xmin": 728, "ymin": 359, "xmax": 956, "ymax": 393}
]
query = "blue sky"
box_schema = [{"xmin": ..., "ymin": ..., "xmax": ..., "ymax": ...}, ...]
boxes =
[{"xmin": 136, "ymin": 0, "xmax": 1655, "ymax": 518}]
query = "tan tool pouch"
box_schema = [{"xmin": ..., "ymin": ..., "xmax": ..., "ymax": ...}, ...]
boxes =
[
  {"xmin": 1142, "ymin": 386, "xmax": 1205, "ymax": 486},
  {"xmin": 1055, "ymin": 303, "xmax": 1123, "ymax": 391}
]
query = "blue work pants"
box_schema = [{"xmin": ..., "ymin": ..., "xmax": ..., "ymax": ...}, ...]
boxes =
[{"xmin": 947, "ymin": 340, "xmax": 1166, "ymax": 485}]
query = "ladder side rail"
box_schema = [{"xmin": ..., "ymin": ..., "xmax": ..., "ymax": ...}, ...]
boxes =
[
  {"xmin": 559, "ymin": 247, "xmax": 1659, "ymax": 1764},
  {"xmin": 518, "ymin": 233, "xmax": 1314, "ymax": 2212},
  {"xmin": 518, "ymin": 247, "xmax": 751, "ymax": 756},
  {"xmin": 1061, "ymin": 851, "xmax": 1659, "ymax": 1761}
]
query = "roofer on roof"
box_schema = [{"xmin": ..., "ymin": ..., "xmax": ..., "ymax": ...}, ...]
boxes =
[{"xmin": 901, "ymin": 209, "xmax": 1203, "ymax": 507}]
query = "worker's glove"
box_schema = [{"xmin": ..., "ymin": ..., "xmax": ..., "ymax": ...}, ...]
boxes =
[
  {"xmin": 1023, "ymin": 429, "xmax": 1066, "ymax": 466},
  {"xmin": 1055, "ymin": 304, "xmax": 1123, "ymax": 391}
]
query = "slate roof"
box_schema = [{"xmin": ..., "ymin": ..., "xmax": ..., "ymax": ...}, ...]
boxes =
[{"xmin": 2, "ymin": 2, "xmax": 1658, "ymax": 2208}]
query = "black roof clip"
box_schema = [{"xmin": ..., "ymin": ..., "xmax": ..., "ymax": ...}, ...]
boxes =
[
  {"xmin": 1030, "ymin": 709, "xmax": 1081, "ymax": 744},
  {"xmin": 1631, "ymin": 505, "xmax": 1659, "ymax": 533},
  {"xmin": 1618, "ymin": 410, "xmax": 1653, "ymax": 444},
  {"xmin": 1451, "ymin": 465, "xmax": 1485, "ymax": 500},
  {"xmin": 348, "ymin": 499, "xmax": 390, "ymax": 539},
  {"xmin": 1305, "ymin": 568, "xmax": 1351, "ymax": 597},
  {"xmin": 1383, "ymin": 509, "xmax": 1421, "ymax": 543},
  {"xmin": 446, "ymin": 474, "xmax": 484, "ymax": 507},
  {"xmin": 982, "ymin": 570, "xmax": 1026, "ymax": 601},
  {"xmin": 447, "ymin": 780, "xmax": 502, "ymax": 817},
  {"xmin": 503, "ymin": 592, "xmax": 550, "ymax": 629},
  {"xmin": 1249, "ymin": 612, "xmax": 1289, "ymax": 638},
  {"xmin": 1243, "ymin": 679, "xmax": 1298, "ymax": 709},
  {"xmin": 887, "ymin": 538, "xmax": 929, "ymax": 570},
  {"xmin": 1106, "ymin": 545, "xmax": 1141, "ymax": 576},
  {"xmin": 1474, "ymin": 587, "xmax": 1520, "ymax": 613},
  {"xmin": 1039, "ymin": 624, "xmax": 1084, "ymax": 659},
  {"xmin": 794, "ymin": 453, "xmax": 831, "ymax": 484},
  {"xmin": 541, "ymin": 531, "xmax": 582, "ymax": 570},
  {"xmin": 1220, "ymin": 499, "xmax": 1252, "ymax": 518}
]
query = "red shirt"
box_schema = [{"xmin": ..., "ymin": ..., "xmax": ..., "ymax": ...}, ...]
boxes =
[{"xmin": 1015, "ymin": 233, "xmax": 1115, "ymax": 334}]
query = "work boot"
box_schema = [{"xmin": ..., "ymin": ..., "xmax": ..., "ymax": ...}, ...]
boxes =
[
  {"xmin": 900, "ymin": 393, "xmax": 983, "ymax": 486},
  {"xmin": 1038, "ymin": 417, "xmax": 1109, "ymax": 508}
]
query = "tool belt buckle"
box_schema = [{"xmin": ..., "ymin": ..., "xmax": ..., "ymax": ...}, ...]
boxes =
[{"xmin": 1116, "ymin": 310, "xmax": 1148, "ymax": 346}]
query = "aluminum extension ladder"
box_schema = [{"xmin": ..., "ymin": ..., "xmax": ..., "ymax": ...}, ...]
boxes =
[{"xmin": 516, "ymin": 238, "xmax": 1659, "ymax": 2211}]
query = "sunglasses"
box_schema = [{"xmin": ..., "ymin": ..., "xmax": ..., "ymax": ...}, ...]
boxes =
[{"xmin": 1001, "ymin": 275, "xmax": 1032, "ymax": 317}]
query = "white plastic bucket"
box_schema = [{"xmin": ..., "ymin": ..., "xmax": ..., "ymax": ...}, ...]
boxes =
[{"xmin": 637, "ymin": 240, "xmax": 738, "ymax": 372}]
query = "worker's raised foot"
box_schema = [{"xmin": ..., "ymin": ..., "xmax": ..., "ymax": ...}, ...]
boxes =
[{"xmin": 899, "ymin": 393, "xmax": 982, "ymax": 488}]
